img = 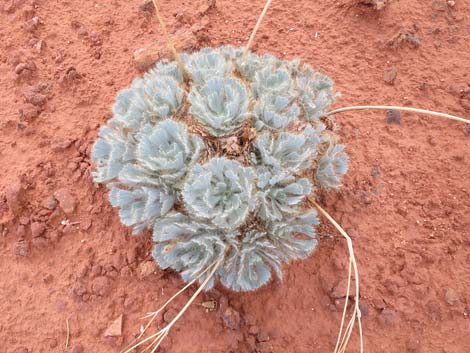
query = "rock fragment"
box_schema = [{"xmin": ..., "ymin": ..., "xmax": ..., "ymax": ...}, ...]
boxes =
[
  {"xmin": 223, "ymin": 307, "xmax": 241, "ymax": 330},
  {"xmin": 383, "ymin": 67, "xmax": 398, "ymax": 85},
  {"xmin": 138, "ymin": 260, "xmax": 156, "ymax": 278},
  {"xmin": 31, "ymin": 221, "xmax": 46, "ymax": 238},
  {"xmin": 386, "ymin": 109, "xmax": 401, "ymax": 124},
  {"xmin": 104, "ymin": 315, "xmax": 123, "ymax": 337},
  {"xmin": 6, "ymin": 182, "xmax": 26, "ymax": 215},
  {"xmin": 54, "ymin": 189, "xmax": 76, "ymax": 214},
  {"xmin": 444, "ymin": 288, "xmax": 459, "ymax": 305}
]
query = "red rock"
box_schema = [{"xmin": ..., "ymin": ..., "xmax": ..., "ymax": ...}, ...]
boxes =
[
  {"xmin": 31, "ymin": 221, "xmax": 46, "ymax": 238},
  {"xmin": 104, "ymin": 315, "xmax": 123, "ymax": 337},
  {"xmin": 223, "ymin": 307, "xmax": 240, "ymax": 330},
  {"xmin": 444, "ymin": 288, "xmax": 459, "ymax": 305},
  {"xmin": 54, "ymin": 188, "xmax": 76, "ymax": 214},
  {"xmin": 330, "ymin": 278, "xmax": 351, "ymax": 299},
  {"xmin": 138, "ymin": 260, "xmax": 156, "ymax": 278},
  {"xmin": 19, "ymin": 103, "xmax": 40, "ymax": 121},
  {"xmin": 42, "ymin": 195, "xmax": 58, "ymax": 210},
  {"xmin": 24, "ymin": 16, "xmax": 39, "ymax": 32},
  {"xmin": 378, "ymin": 308, "xmax": 396, "ymax": 326},
  {"xmin": 383, "ymin": 66, "xmax": 398, "ymax": 85},
  {"xmin": 6, "ymin": 182, "xmax": 26, "ymax": 215}
]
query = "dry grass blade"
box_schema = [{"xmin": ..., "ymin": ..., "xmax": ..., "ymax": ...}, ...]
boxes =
[
  {"xmin": 65, "ymin": 318, "xmax": 70, "ymax": 350},
  {"xmin": 120, "ymin": 261, "xmax": 221, "ymax": 353},
  {"xmin": 139, "ymin": 260, "xmax": 217, "ymax": 338},
  {"xmin": 326, "ymin": 105, "xmax": 470, "ymax": 124},
  {"xmin": 309, "ymin": 198, "xmax": 364, "ymax": 353},
  {"xmin": 150, "ymin": 0, "xmax": 190, "ymax": 81},
  {"xmin": 242, "ymin": 0, "xmax": 274, "ymax": 59}
]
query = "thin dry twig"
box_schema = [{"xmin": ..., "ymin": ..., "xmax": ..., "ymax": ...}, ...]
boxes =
[
  {"xmin": 242, "ymin": 0, "xmax": 274, "ymax": 59},
  {"xmin": 326, "ymin": 105, "xmax": 470, "ymax": 124},
  {"xmin": 309, "ymin": 198, "xmax": 364, "ymax": 353},
  {"xmin": 139, "ymin": 261, "xmax": 217, "ymax": 337},
  {"xmin": 121, "ymin": 261, "xmax": 221, "ymax": 353},
  {"xmin": 65, "ymin": 318, "xmax": 70, "ymax": 350},
  {"xmin": 150, "ymin": 0, "xmax": 190, "ymax": 81}
]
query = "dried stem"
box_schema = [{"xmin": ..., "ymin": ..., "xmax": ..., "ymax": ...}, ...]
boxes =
[
  {"xmin": 121, "ymin": 261, "xmax": 221, "ymax": 353},
  {"xmin": 242, "ymin": 0, "xmax": 274, "ymax": 59},
  {"xmin": 65, "ymin": 318, "xmax": 70, "ymax": 350},
  {"xmin": 326, "ymin": 105, "xmax": 470, "ymax": 124},
  {"xmin": 151, "ymin": 0, "xmax": 190, "ymax": 81},
  {"xmin": 309, "ymin": 198, "xmax": 363, "ymax": 353},
  {"xmin": 139, "ymin": 261, "xmax": 217, "ymax": 337}
]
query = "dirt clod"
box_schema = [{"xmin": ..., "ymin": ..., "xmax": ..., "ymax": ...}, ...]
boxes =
[
  {"xmin": 70, "ymin": 344, "xmax": 84, "ymax": 353},
  {"xmin": 91, "ymin": 276, "xmax": 111, "ymax": 296},
  {"xmin": 6, "ymin": 182, "xmax": 26, "ymax": 215},
  {"xmin": 23, "ymin": 86, "xmax": 47, "ymax": 107}
]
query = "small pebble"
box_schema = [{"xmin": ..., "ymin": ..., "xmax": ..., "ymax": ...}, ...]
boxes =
[
  {"xmin": 386, "ymin": 109, "xmax": 401, "ymax": 124},
  {"xmin": 383, "ymin": 66, "xmax": 398, "ymax": 85},
  {"xmin": 223, "ymin": 307, "xmax": 241, "ymax": 330}
]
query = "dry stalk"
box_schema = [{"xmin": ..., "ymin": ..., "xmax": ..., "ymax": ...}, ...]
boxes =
[
  {"xmin": 121, "ymin": 261, "xmax": 221, "ymax": 353},
  {"xmin": 150, "ymin": 0, "xmax": 190, "ymax": 82},
  {"xmin": 326, "ymin": 105, "xmax": 470, "ymax": 124},
  {"xmin": 242, "ymin": 0, "xmax": 274, "ymax": 59},
  {"xmin": 309, "ymin": 198, "xmax": 364, "ymax": 353},
  {"xmin": 65, "ymin": 318, "xmax": 70, "ymax": 350}
]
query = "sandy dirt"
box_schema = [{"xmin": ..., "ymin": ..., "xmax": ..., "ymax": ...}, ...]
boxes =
[{"xmin": 0, "ymin": 0, "xmax": 469, "ymax": 352}]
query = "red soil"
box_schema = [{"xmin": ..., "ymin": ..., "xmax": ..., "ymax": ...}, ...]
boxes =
[{"xmin": 1, "ymin": 1, "xmax": 469, "ymax": 352}]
